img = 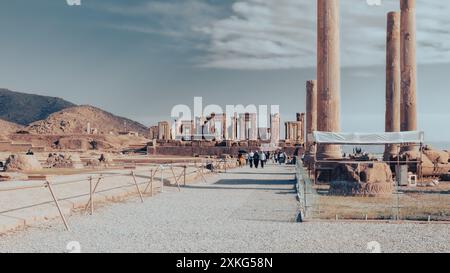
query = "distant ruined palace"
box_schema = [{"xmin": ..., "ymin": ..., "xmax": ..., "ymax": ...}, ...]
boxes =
[{"xmin": 148, "ymin": 112, "xmax": 304, "ymax": 147}]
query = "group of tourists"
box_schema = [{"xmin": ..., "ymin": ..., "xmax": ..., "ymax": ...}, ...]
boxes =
[
  {"xmin": 246, "ymin": 151, "xmax": 268, "ymax": 169},
  {"xmin": 237, "ymin": 150, "xmax": 291, "ymax": 168},
  {"xmin": 273, "ymin": 150, "xmax": 288, "ymax": 164}
]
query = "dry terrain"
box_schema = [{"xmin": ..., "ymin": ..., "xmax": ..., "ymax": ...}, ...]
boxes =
[
  {"xmin": 0, "ymin": 119, "xmax": 23, "ymax": 138},
  {"xmin": 0, "ymin": 165, "xmax": 448, "ymax": 253},
  {"xmin": 311, "ymin": 183, "xmax": 450, "ymax": 221},
  {"xmin": 26, "ymin": 105, "xmax": 148, "ymax": 136},
  {"xmin": 0, "ymin": 88, "xmax": 74, "ymax": 125}
]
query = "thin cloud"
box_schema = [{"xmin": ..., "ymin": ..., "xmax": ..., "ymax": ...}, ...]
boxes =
[
  {"xmin": 200, "ymin": 0, "xmax": 450, "ymax": 69},
  {"xmin": 99, "ymin": 0, "xmax": 224, "ymax": 40},
  {"xmin": 100, "ymin": 0, "xmax": 450, "ymax": 70}
]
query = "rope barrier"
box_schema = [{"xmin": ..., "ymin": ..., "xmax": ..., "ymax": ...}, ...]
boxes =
[{"xmin": 0, "ymin": 160, "xmax": 225, "ymax": 231}]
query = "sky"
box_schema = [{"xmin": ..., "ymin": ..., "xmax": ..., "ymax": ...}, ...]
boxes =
[{"xmin": 0, "ymin": 0, "xmax": 449, "ymax": 142}]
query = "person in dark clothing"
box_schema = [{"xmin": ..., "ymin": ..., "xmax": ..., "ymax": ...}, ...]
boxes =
[
  {"xmin": 260, "ymin": 151, "xmax": 266, "ymax": 169},
  {"xmin": 253, "ymin": 151, "xmax": 260, "ymax": 169}
]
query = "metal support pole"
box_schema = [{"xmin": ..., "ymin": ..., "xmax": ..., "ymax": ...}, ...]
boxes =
[
  {"xmin": 89, "ymin": 176, "xmax": 94, "ymax": 215},
  {"xmin": 198, "ymin": 164, "xmax": 207, "ymax": 183},
  {"xmin": 45, "ymin": 181, "xmax": 70, "ymax": 232},
  {"xmin": 144, "ymin": 169, "xmax": 154, "ymax": 195},
  {"xmin": 160, "ymin": 165, "xmax": 164, "ymax": 193},
  {"xmin": 131, "ymin": 171, "xmax": 144, "ymax": 203},
  {"xmin": 171, "ymin": 165, "xmax": 177, "ymax": 184},
  {"xmin": 151, "ymin": 169, "xmax": 154, "ymax": 196},
  {"xmin": 419, "ymin": 143, "xmax": 423, "ymax": 182},
  {"xmin": 84, "ymin": 175, "xmax": 103, "ymax": 214},
  {"xmin": 184, "ymin": 165, "xmax": 187, "ymax": 186}
]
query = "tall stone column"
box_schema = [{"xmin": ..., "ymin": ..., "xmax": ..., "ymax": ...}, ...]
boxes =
[
  {"xmin": 385, "ymin": 12, "xmax": 401, "ymax": 159},
  {"xmin": 270, "ymin": 113, "xmax": 280, "ymax": 145},
  {"xmin": 306, "ymin": 80, "xmax": 318, "ymax": 157},
  {"xmin": 299, "ymin": 113, "xmax": 306, "ymax": 144},
  {"xmin": 231, "ymin": 113, "xmax": 237, "ymax": 140},
  {"xmin": 296, "ymin": 113, "xmax": 303, "ymax": 143},
  {"xmin": 222, "ymin": 113, "xmax": 227, "ymax": 140},
  {"xmin": 250, "ymin": 113, "xmax": 258, "ymax": 141},
  {"xmin": 400, "ymin": 0, "xmax": 418, "ymax": 151},
  {"xmin": 317, "ymin": 0, "xmax": 341, "ymax": 159},
  {"xmin": 239, "ymin": 114, "xmax": 246, "ymax": 140}
]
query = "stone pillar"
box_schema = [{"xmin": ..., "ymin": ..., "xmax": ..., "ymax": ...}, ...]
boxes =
[
  {"xmin": 270, "ymin": 113, "xmax": 280, "ymax": 145},
  {"xmin": 250, "ymin": 113, "xmax": 258, "ymax": 141},
  {"xmin": 317, "ymin": 0, "xmax": 341, "ymax": 159},
  {"xmin": 296, "ymin": 113, "xmax": 303, "ymax": 143},
  {"xmin": 190, "ymin": 120, "xmax": 195, "ymax": 141},
  {"xmin": 222, "ymin": 113, "xmax": 227, "ymax": 140},
  {"xmin": 400, "ymin": 0, "xmax": 418, "ymax": 151},
  {"xmin": 239, "ymin": 114, "xmax": 246, "ymax": 140},
  {"xmin": 285, "ymin": 123, "xmax": 290, "ymax": 141},
  {"xmin": 244, "ymin": 113, "xmax": 250, "ymax": 140},
  {"xmin": 306, "ymin": 80, "xmax": 318, "ymax": 157},
  {"xmin": 231, "ymin": 113, "xmax": 237, "ymax": 141},
  {"xmin": 385, "ymin": 12, "xmax": 401, "ymax": 159},
  {"xmin": 299, "ymin": 113, "xmax": 306, "ymax": 144}
]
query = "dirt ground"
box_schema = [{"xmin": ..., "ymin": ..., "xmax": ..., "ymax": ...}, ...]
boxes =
[{"xmin": 312, "ymin": 182, "xmax": 450, "ymax": 221}]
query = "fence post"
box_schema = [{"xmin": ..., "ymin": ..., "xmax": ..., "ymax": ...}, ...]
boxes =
[
  {"xmin": 171, "ymin": 165, "xmax": 176, "ymax": 183},
  {"xmin": 45, "ymin": 180, "xmax": 70, "ymax": 232},
  {"xmin": 131, "ymin": 171, "xmax": 144, "ymax": 203},
  {"xmin": 84, "ymin": 175, "xmax": 103, "ymax": 214},
  {"xmin": 160, "ymin": 165, "xmax": 164, "ymax": 193},
  {"xmin": 184, "ymin": 165, "xmax": 187, "ymax": 186},
  {"xmin": 143, "ymin": 169, "xmax": 154, "ymax": 195},
  {"xmin": 89, "ymin": 176, "xmax": 94, "ymax": 215},
  {"xmin": 150, "ymin": 169, "xmax": 154, "ymax": 196}
]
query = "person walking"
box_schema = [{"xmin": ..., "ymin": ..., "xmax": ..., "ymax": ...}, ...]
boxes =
[
  {"xmin": 253, "ymin": 151, "xmax": 260, "ymax": 169},
  {"xmin": 248, "ymin": 151, "xmax": 254, "ymax": 168},
  {"xmin": 278, "ymin": 151, "xmax": 285, "ymax": 165},
  {"xmin": 238, "ymin": 153, "xmax": 245, "ymax": 167},
  {"xmin": 260, "ymin": 151, "xmax": 266, "ymax": 169}
]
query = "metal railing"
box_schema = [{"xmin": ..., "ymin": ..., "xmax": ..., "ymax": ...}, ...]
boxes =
[
  {"xmin": 0, "ymin": 160, "xmax": 229, "ymax": 232},
  {"xmin": 296, "ymin": 160, "xmax": 450, "ymax": 223},
  {"xmin": 295, "ymin": 160, "xmax": 317, "ymax": 221}
]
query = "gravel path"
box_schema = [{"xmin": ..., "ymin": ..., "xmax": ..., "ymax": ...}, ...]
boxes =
[{"xmin": 0, "ymin": 164, "xmax": 449, "ymax": 253}]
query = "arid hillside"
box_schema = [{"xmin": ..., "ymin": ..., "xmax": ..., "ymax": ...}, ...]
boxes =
[
  {"xmin": 0, "ymin": 88, "xmax": 75, "ymax": 125},
  {"xmin": 0, "ymin": 119, "xmax": 24, "ymax": 137},
  {"xmin": 25, "ymin": 105, "xmax": 149, "ymax": 137}
]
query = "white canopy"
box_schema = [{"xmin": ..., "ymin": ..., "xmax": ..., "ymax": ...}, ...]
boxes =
[{"xmin": 311, "ymin": 131, "xmax": 424, "ymax": 144}]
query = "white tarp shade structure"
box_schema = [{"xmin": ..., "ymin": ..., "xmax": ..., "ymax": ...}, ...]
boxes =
[{"xmin": 311, "ymin": 131, "xmax": 424, "ymax": 144}]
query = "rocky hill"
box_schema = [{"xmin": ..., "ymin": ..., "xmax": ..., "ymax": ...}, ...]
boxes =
[
  {"xmin": 0, "ymin": 119, "xmax": 23, "ymax": 136},
  {"xmin": 26, "ymin": 105, "xmax": 149, "ymax": 137},
  {"xmin": 0, "ymin": 88, "xmax": 75, "ymax": 125}
]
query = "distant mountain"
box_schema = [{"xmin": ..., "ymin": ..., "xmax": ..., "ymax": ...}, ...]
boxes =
[
  {"xmin": 0, "ymin": 88, "xmax": 75, "ymax": 125},
  {"xmin": 26, "ymin": 105, "xmax": 149, "ymax": 136}
]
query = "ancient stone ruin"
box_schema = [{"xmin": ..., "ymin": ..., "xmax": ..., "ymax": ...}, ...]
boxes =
[
  {"xmin": 384, "ymin": 11, "xmax": 401, "ymax": 160},
  {"xmin": 4, "ymin": 154, "xmax": 43, "ymax": 172},
  {"xmin": 329, "ymin": 163, "xmax": 394, "ymax": 197},
  {"xmin": 316, "ymin": 0, "xmax": 341, "ymax": 159},
  {"xmin": 86, "ymin": 153, "xmax": 113, "ymax": 168},
  {"xmin": 400, "ymin": 146, "xmax": 450, "ymax": 177},
  {"xmin": 46, "ymin": 153, "xmax": 84, "ymax": 169}
]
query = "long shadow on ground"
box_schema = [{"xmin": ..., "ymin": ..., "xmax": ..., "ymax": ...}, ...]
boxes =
[
  {"xmin": 214, "ymin": 179, "xmax": 294, "ymax": 186},
  {"xmin": 185, "ymin": 179, "xmax": 295, "ymax": 191}
]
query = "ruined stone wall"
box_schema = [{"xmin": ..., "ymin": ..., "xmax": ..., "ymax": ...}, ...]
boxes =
[
  {"xmin": 0, "ymin": 141, "xmax": 45, "ymax": 153},
  {"xmin": 152, "ymin": 145, "xmax": 300, "ymax": 158}
]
